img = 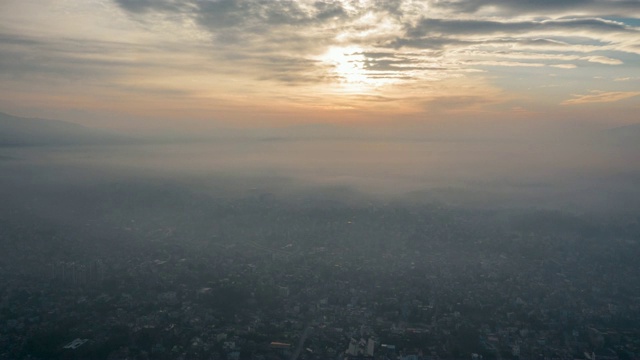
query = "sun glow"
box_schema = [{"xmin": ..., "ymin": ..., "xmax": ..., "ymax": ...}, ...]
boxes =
[{"xmin": 320, "ymin": 46, "xmax": 377, "ymax": 92}]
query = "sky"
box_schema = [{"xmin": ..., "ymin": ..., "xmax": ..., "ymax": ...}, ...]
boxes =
[{"xmin": 1, "ymin": 0, "xmax": 639, "ymax": 132}]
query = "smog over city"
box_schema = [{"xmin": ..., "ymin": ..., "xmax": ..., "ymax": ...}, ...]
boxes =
[{"xmin": 1, "ymin": 1, "xmax": 640, "ymax": 359}]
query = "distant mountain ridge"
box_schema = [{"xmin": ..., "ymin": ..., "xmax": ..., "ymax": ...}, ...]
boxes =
[
  {"xmin": 0, "ymin": 112, "xmax": 125, "ymax": 146},
  {"xmin": 604, "ymin": 123, "xmax": 640, "ymax": 145},
  {"xmin": 2, "ymin": 110, "xmax": 639, "ymax": 147}
]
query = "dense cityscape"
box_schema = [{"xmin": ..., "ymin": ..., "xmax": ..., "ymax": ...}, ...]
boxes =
[{"xmin": 2, "ymin": 179, "xmax": 639, "ymax": 360}]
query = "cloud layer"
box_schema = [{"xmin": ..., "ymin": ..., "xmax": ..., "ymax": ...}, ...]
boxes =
[{"xmin": 0, "ymin": 0, "xmax": 639, "ymax": 126}]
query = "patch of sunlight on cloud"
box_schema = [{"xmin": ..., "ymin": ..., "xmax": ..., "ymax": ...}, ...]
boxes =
[
  {"xmin": 582, "ymin": 56, "xmax": 623, "ymax": 65},
  {"xmin": 550, "ymin": 64, "xmax": 577, "ymax": 69},
  {"xmin": 561, "ymin": 91, "xmax": 640, "ymax": 105}
]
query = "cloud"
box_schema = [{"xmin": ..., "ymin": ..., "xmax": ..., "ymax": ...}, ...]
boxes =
[
  {"xmin": 389, "ymin": 15, "xmax": 639, "ymax": 76},
  {"xmin": 434, "ymin": 0, "xmax": 640, "ymax": 17},
  {"xmin": 407, "ymin": 18, "xmax": 632, "ymax": 37},
  {"xmin": 0, "ymin": 32, "xmax": 154, "ymax": 81},
  {"xmin": 561, "ymin": 91, "xmax": 640, "ymax": 105},
  {"xmin": 2, "ymin": 0, "xmax": 639, "ymax": 122},
  {"xmin": 110, "ymin": 1, "xmax": 640, "ymax": 77},
  {"xmin": 113, "ymin": 0, "xmax": 187, "ymax": 14},
  {"xmin": 465, "ymin": 60, "xmax": 546, "ymax": 67},
  {"xmin": 115, "ymin": 0, "xmax": 353, "ymax": 31},
  {"xmin": 550, "ymin": 64, "xmax": 577, "ymax": 69},
  {"xmin": 582, "ymin": 55, "xmax": 624, "ymax": 65}
]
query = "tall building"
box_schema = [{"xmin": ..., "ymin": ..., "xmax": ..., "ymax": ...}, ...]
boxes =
[{"xmin": 344, "ymin": 337, "xmax": 374, "ymax": 359}]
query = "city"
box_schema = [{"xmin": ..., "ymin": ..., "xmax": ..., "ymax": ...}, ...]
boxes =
[{"xmin": 2, "ymin": 184, "xmax": 638, "ymax": 359}]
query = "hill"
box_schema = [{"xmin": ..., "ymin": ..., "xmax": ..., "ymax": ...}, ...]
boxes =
[
  {"xmin": 0, "ymin": 112, "xmax": 125, "ymax": 146},
  {"xmin": 603, "ymin": 123, "xmax": 640, "ymax": 147}
]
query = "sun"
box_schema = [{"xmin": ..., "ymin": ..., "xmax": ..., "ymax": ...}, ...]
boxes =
[
  {"xmin": 323, "ymin": 46, "xmax": 367, "ymax": 83},
  {"xmin": 320, "ymin": 46, "xmax": 376, "ymax": 92}
]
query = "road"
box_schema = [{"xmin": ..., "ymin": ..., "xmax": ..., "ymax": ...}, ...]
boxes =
[{"xmin": 290, "ymin": 323, "xmax": 313, "ymax": 360}]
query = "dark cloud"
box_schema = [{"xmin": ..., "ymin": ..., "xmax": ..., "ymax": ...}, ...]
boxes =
[
  {"xmin": 407, "ymin": 18, "xmax": 632, "ymax": 38},
  {"xmin": 312, "ymin": 1, "xmax": 347, "ymax": 21},
  {"xmin": 435, "ymin": 0, "xmax": 640, "ymax": 16},
  {"xmin": 388, "ymin": 17, "xmax": 638, "ymax": 54},
  {"xmin": 357, "ymin": 52, "xmax": 397, "ymax": 59},
  {"xmin": 0, "ymin": 32, "xmax": 202, "ymax": 84},
  {"xmin": 113, "ymin": 0, "xmax": 186, "ymax": 13},
  {"xmin": 389, "ymin": 37, "xmax": 470, "ymax": 50},
  {"xmin": 0, "ymin": 33, "xmax": 43, "ymax": 46},
  {"xmin": 109, "ymin": 0, "xmax": 363, "ymax": 85},
  {"xmin": 111, "ymin": 0, "xmax": 358, "ymax": 60},
  {"xmin": 361, "ymin": 55, "xmax": 448, "ymax": 73},
  {"xmin": 115, "ymin": 0, "xmax": 349, "ymax": 30},
  {"xmin": 246, "ymin": 55, "xmax": 331, "ymax": 85}
]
